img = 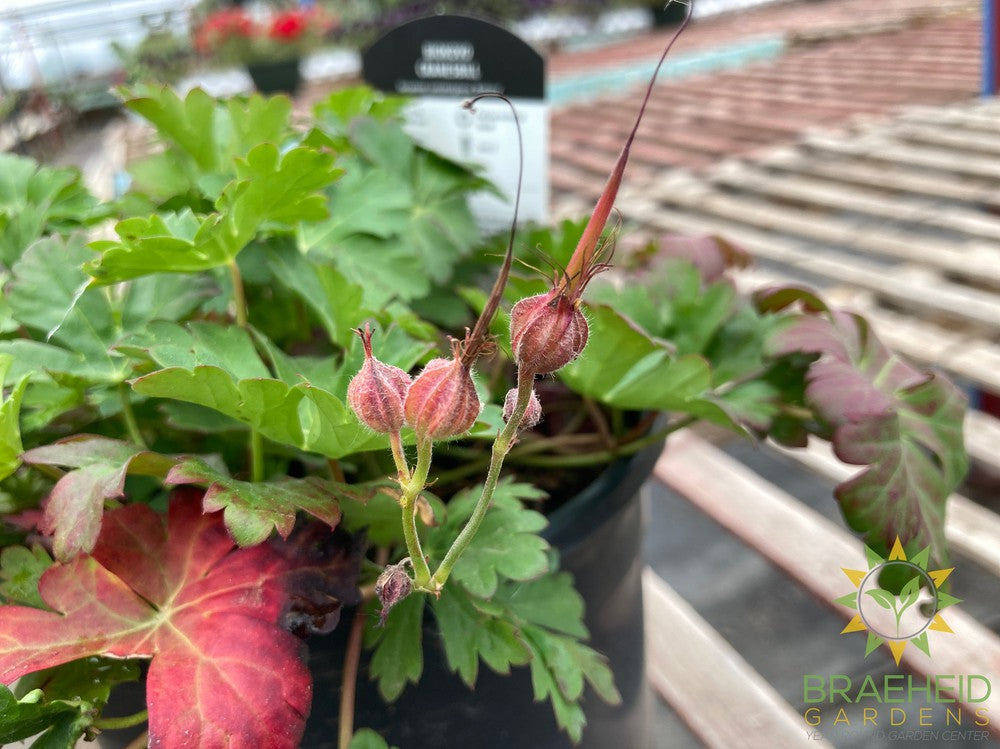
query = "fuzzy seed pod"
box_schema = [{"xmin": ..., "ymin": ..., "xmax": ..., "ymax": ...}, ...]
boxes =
[
  {"xmin": 510, "ymin": 290, "xmax": 589, "ymax": 375},
  {"xmin": 404, "ymin": 355, "xmax": 481, "ymax": 441},
  {"xmin": 503, "ymin": 387, "xmax": 542, "ymax": 430},
  {"xmin": 347, "ymin": 326, "xmax": 412, "ymax": 433},
  {"xmin": 375, "ymin": 562, "xmax": 412, "ymax": 626}
]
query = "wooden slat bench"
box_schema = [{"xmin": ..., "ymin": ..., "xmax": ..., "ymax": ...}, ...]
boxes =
[{"xmin": 629, "ymin": 97, "xmax": 1000, "ymax": 746}]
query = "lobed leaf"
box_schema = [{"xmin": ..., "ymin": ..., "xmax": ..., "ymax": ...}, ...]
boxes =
[
  {"xmin": 0, "ymin": 491, "xmax": 362, "ymax": 747},
  {"xmin": 0, "ymin": 545, "xmax": 52, "ymax": 609},
  {"xmin": 431, "ymin": 585, "xmax": 530, "ymax": 687},
  {"xmin": 365, "ymin": 595, "xmax": 424, "ymax": 702},
  {"xmin": 559, "ymin": 304, "xmax": 732, "ymax": 424},
  {"xmin": 165, "ymin": 457, "xmax": 372, "ymax": 547},
  {"xmin": 21, "ymin": 436, "xmax": 175, "ymax": 561},
  {"xmin": 426, "ymin": 480, "xmax": 550, "ymax": 598},
  {"xmin": 0, "ymin": 154, "xmax": 103, "ymax": 268},
  {"xmin": 757, "ymin": 286, "xmax": 967, "ymax": 561},
  {"xmin": 87, "ymin": 145, "xmax": 341, "ymax": 284},
  {"xmin": 0, "ymin": 684, "xmax": 78, "ymax": 746},
  {"xmin": 0, "ymin": 355, "xmax": 28, "ymax": 481}
]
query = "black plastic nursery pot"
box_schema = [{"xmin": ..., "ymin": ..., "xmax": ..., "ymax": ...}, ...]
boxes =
[
  {"xmin": 303, "ymin": 433, "xmax": 665, "ymax": 749},
  {"xmin": 247, "ymin": 58, "xmax": 303, "ymax": 96}
]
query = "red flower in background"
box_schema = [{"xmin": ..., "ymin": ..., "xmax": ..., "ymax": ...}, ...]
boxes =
[
  {"xmin": 193, "ymin": 7, "xmax": 255, "ymax": 54},
  {"xmin": 269, "ymin": 9, "xmax": 308, "ymax": 41}
]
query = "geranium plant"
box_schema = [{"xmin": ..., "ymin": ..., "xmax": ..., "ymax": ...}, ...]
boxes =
[
  {"xmin": 193, "ymin": 4, "xmax": 334, "ymax": 67},
  {"xmin": 0, "ymin": 19, "xmax": 967, "ymax": 749}
]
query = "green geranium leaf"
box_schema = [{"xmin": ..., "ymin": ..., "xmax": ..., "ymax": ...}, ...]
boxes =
[
  {"xmin": 87, "ymin": 145, "xmax": 340, "ymax": 284},
  {"xmin": 165, "ymin": 458, "xmax": 372, "ymax": 546},
  {"xmin": 366, "ymin": 595, "xmax": 424, "ymax": 702},
  {"xmin": 560, "ymin": 303, "xmax": 718, "ymax": 414},
  {"xmin": 0, "ymin": 684, "xmax": 78, "ymax": 745},
  {"xmin": 126, "ymin": 86, "xmax": 222, "ymax": 173},
  {"xmin": 491, "ymin": 572, "xmax": 589, "ymax": 639},
  {"xmin": 131, "ymin": 366, "xmax": 384, "ymax": 459},
  {"xmin": 0, "ymin": 355, "xmax": 29, "ymax": 481},
  {"xmin": 124, "ymin": 87, "xmax": 296, "ymax": 205},
  {"xmin": 348, "ymin": 728, "xmax": 397, "ymax": 749},
  {"xmin": 434, "ymin": 571, "xmax": 619, "ymax": 744},
  {"xmin": 117, "ymin": 320, "xmax": 269, "ymax": 380},
  {"xmin": 0, "ymin": 545, "xmax": 53, "ymax": 609},
  {"xmin": 15, "ymin": 657, "xmax": 140, "ymax": 713},
  {"xmin": 0, "ymin": 154, "xmax": 103, "ymax": 268},
  {"xmin": 223, "ymin": 143, "xmax": 341, "ymax": 229},
  {"xmin": 301, "ymin": 118, "xmax": 482, "ymax": 307},
  {"xmin": 20, "ymin": 436, "xmax": 176, "ymax": 560},
  {"xmin": 267, "ymin": 243, "xmax": 367, "ymax": 347},
  {"xmin": 427, "ymin": 480, "xmax": 549, "ymax": 598},
  {"xmin": 313, "ymin": 86, "xmax": 407, "ymax": 134},
  {"xmin": 521, "ymin": 625, "xmax": 620, "ymax": 742},
  {"xmin": 6, "ymin": 236, "xmax": 127, "ymax": 382},
  {"xmin": 431, "ymin": 584, "xmax": 530, "ymax": 687}
]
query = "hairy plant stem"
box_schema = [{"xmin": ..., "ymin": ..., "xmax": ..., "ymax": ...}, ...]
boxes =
[
  {"xmin": 389, "ymin": 430, "xmax": 410, "ymax": 482},
  {"xmin": 117, "ymin": 383, "xmax": 146, "ymax": 448},
  {"xmin": 94, "ymin": 709, "xmax": 148, "ymax": 731},
  {"xmin": 400, "ymin": 437, "xmax": 433, "ymax": 588},
  {"xmin": 338, "ymin": 606, "xmax": 367, "ymax": 749},
  {"xmin": 429, "ymin": 367, "xmax": 534, "ymax": 590},
  {"xmin": 228, "ymin": 258, "xmax": 264, "ymax": 481}
]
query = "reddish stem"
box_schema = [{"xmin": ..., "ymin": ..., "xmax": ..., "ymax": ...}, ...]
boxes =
[{"xmin": 560, "ymin": 1, "xmax": 694, "ymax": 298}]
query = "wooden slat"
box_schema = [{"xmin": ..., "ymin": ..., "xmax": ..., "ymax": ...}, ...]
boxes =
[
  {"xmin": 709, "ymin": 161, "xmax": 1000, "ymax": 250},
  {"xmin": 758, "ymin": 145, "xmax": 1000, "ymax": 207},
  {"xmin": 887, "ymin": 121, "xmax": 1000, "ymax": 157},
  {"xmin": 767, "ymin": 436, "xmax": 1000, "ymax": 576},
  {"xmin": 643, "ymin": 568, "xmax": 833, "ymax": 749},
  {"xmin": 644, "ymin": 175, "xmax": 1000, "ymax": 288},
  {"xmin": 965, "ymin": 409, "xmax": 1000, "ymax": 468},
  {"xmin": 627, "ymin": 187, "xmax": 1000, "ymax": 331},
  {"xmin": 801, "ymin": 131, "xmax": 1000, "ymax": 180},
  {"xmin": 653, "ymin": 433, "xmax": 1000, "ymax": 726}
]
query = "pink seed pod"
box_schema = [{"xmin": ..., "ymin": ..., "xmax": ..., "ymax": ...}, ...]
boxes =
[
  {"xmin": 510, "ymin": 290, "xmax": 589, "ymax": 375},
  {"xmin": 503, "ymin": 387, "xmax": 542, "ymax": 430},
  {"xmin": 347, "ymin": 325, "xmax": 412, "ymax": 434},
  {"xmin": 404, "ymin": 349, "xmax": 481, "ymax": 441},
  {"xmin": 375, "ymin": 561, "xmax": 412, "ymax": 626}
]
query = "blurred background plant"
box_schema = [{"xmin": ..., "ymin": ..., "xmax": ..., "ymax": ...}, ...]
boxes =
[
  {"xmin": 112, "ymin": 13, "xmax": 196, "ymax": 86},
  {"xmin": 191, "ymin": 2, "xmax": 337, "ymax": 67}
]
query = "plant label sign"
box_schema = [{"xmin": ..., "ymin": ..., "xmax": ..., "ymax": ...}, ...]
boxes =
[{"xmin": 363, "ymin": 15, "xmax": 548, "ymax": 234}]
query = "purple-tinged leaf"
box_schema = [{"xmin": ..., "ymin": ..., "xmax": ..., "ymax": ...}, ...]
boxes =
[
  {"xmin": 21, "ymin": 436, "xmax": 176, "ymax": 561},
  {"xmin": 756, "ymin": 286, "xmax": 967, "ymax": 561}
]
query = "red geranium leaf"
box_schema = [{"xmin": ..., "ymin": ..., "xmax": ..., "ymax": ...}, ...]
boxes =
[
  {"xmin": 758, "ymin": 287, "xmax": 967, "ymax": 561},
  {"xmin": 22, "ymin": 435, "xmax": 176, "ymax": 561},
  {"xmin": 0, "ymin": 489, "xmax": 365, "ymax": 748}
]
